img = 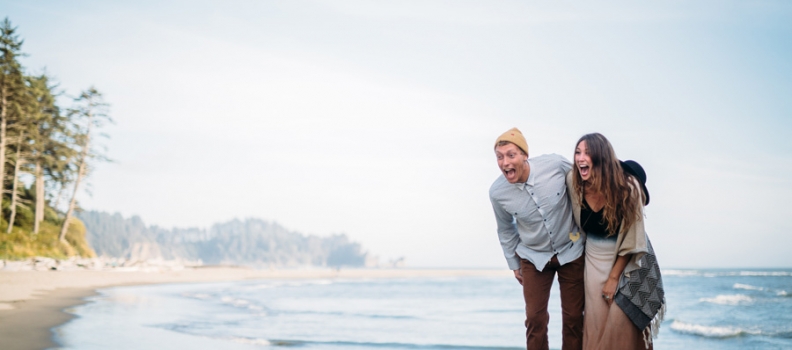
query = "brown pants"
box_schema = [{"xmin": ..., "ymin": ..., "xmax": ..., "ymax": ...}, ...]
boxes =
[{"xmin": 521, "ymin": 254, "xmax": 585, "ymax": 350}]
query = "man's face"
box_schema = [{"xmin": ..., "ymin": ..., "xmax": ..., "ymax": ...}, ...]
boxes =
[{"xmin": 495, "ymin": 143, "xmax": 529, "ymax": 183}]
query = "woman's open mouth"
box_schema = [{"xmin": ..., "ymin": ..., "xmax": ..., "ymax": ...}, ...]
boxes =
[{"xmin": 579, "ymin": 164, "xmax": 590, "ymax": 178}]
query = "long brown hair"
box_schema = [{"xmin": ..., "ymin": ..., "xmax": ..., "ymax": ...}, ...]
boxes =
[{"xmin": 572, "ymin": 133, "xmax": 642, "ymax": 236}]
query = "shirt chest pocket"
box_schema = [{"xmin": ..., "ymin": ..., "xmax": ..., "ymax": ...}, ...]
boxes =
[
  {"xmin": 506, "ymin": 199, "xmax": 542, "ymax": 225},
  {"xmin": 537, "ymin": 183, "xmax": 567, "ymax": 211}
]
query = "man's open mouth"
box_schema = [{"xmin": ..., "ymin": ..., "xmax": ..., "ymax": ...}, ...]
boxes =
[{"xmin": 503, "ymin": 168, "xmax": 516, "ymax": 178}]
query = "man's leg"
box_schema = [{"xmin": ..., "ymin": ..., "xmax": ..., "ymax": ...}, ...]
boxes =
[
  {"xmin": 521, "ymin": 258, "xmax": 555, "ymax": 350},
  {"xmin": 556, "ymin": 254, "xmax": 585, "ymax": 350}
]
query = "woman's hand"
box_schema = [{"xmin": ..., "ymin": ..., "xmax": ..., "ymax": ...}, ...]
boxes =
[
  {"xmin": 603, "ymin": 254, "xmax": 631, "ymax": 305},
  {"xmin": 601, "ymin": 276, "xmax": 618, "ymax": 305}
]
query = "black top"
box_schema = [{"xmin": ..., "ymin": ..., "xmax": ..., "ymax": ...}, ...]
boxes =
[{"xmin": 581, "ymin": 197, "xmax": 618, "ymax": 241}]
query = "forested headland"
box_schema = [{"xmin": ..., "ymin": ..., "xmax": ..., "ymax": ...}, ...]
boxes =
[
  {"xmin": 79, "ymin": 211, "xmax": 373, "ymax": 268},
  {"xmin": 0, "ymin": 18, "xmax": 105, "ymax": 259}
]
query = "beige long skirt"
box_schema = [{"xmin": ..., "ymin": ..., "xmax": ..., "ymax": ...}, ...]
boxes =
[{"xmin": 583, "ymin": 238, "xmax": 652, "ymax": 350}]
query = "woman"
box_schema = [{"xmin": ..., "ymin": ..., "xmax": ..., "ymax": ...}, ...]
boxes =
[{"xmin": 566, "ymin": 133, "xmax": 662, "ymax": 350}]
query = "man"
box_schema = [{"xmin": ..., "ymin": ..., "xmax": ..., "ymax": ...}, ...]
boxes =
[{"xmin": 489, "ymin": 127, "xmax": 585, "ymax": 350}]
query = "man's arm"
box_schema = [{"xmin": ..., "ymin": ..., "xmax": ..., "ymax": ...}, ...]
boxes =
[
  {"xmin": 557, "ymin": 154, "xmax": 572, "ymax": 173},
  {"xmin": 490, "ymin": 195, "xmax": 522, "ymax": 283}
]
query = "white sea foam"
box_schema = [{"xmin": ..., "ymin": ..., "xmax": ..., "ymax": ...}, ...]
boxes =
[
  {"xmin": 661, "ymin": 269, "xmax": 699, "ymax": 276},
  {"xmin": 733, "ymin": 283, "xmax": 764, "ymax": 291},
  {"xmin": 228, "ymin": 337, "xmax": 271, "ymax": 345},
  {"xmin": 220, "ymin": 296, "xmax": 252, "ymax": 307},
  {"xmin": 284, "ymin": 279, "xmax": 334, "ymax": 287},
  {"xmin": 700, "ymin": 294, "xmax": 753, "ymax": 305},
  {"xmin": 733, "ymin": 283, "xmax": 790, "ymax": 297},
  {"xmin": 661, "ymin": 270, "xmax": 792, "ymax": 277},
  {"xmin": 249, "ymin": 279, "xmax": 334, "ymax": 290},
  {"xmin": 239, "ymin": 283, "xmax": 275, "ymax": 291},
  {"xmin": 738, "ymin": 271, "xmax": 792, "ymax": 277},
  {"xmin": 182, "ymin": 292, "xmax": 212, "ymax": 300},
  {"xmin": 670, "ymin": 320, "xmax": 758, "ymax": 338}
]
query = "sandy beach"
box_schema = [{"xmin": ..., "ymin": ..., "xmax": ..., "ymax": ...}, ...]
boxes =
[{"xmin": 0, "ymin": 267, "xmax": 510, "ymax": 350}]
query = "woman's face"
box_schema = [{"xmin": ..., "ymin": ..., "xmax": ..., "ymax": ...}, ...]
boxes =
[{"xmin": 575, "ymin": 140, "xmax": 592, "ymax": 181}]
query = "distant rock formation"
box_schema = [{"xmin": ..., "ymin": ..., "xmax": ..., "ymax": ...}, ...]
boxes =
[{"xmin": 77, "ymin": 211, "xmax": 372, "ymax": 267}]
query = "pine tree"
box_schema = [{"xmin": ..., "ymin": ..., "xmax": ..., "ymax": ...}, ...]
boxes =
[
  {"xmin": 26, "ymin": 73, "xmax": 71, "ymax": 234},
  {"xmin": 0, "ymin": 18, "xmax": 27, "ymax": 229},
  {"xmin": 59, "ymin": 87, "xmax": 111, "ymax": 243},
  {"xmin": 6, "ymin": 128, "xmax": 28, "ymax": 232}
]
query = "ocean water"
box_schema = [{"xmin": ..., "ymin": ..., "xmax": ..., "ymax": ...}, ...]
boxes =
[{"xmin": 53, "ymin": 269, "xmax": 792, "ymax": 350}]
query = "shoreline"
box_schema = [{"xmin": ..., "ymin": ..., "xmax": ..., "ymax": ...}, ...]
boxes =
[
  {"xmin": 0, "ymin": 288, "xmax": 98, "ymax": 350},
  {"xmin": 0, "ymin": 267, "xmax": 511, "ymax": 350}
]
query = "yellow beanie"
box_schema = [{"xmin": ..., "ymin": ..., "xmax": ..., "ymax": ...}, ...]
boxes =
[{"xmin": 494, "ymin": 127, "xmax": 528, "ymax": 155}]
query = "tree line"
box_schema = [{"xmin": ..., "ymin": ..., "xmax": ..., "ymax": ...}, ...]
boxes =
[
  {"xmin": 0, "ymin": 17, "xmax": 110, "ymax": 244},
  {"xmin": 79, "ymin": 211, "xmax": 371, "ymax": 268}
]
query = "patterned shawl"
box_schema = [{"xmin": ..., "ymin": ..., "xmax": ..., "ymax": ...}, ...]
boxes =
[{"xmin": 614, "ymin": 236, "xmax": 666, "ymax": 349}]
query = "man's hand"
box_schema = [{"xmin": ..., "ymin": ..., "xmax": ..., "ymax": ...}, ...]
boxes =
[{"xmin": 513, "ymin": 269, "xmax": 523, "ymax": 285}]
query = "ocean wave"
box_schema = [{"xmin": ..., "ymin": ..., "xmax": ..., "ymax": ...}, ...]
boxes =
[
  {"xmin": 181, "ymin": 292, "xmax": 212, "ymax": 300},
  {"xmin": 733, "ymin": 283, "xmax": 791, "ymax": 297},
  {"xmin": 670, "ymin": 320, "xmax": 792, "ymax": 339},
  {"xmin": 239, "ymin": 279, "xmax": 336, "ymax": 291},
  {"xmin": 661, "ymin": 269, "xmax": 700, "ymax": 276},
  {"xmin": 200, "ymin": 333, "xmax": 525, "ymax": 349},
  {"xmin": 243, "ymin": 283, "xmax": 276, "ymax": 290},
  {"xmin": 700, "ymin": 294, "xmax": 753, "ymax": 305},
  {"xmin": 670, "ymin": 320, "xmax": 759, "ymax": 338},
  {"xmin": 227, "ymin": 336, "xmax": 271, "ymax": 346},
  {"xmin": 283, "ymin": 279, "xmax": 335, "ymax": 287},
  {"xmin": 472, "ymin": 309, "xmax": 521, "ymax": 314},
  {"xmin": 265, "ymin": 339, "xmax": 524, "ymax": 349},
  {"xmin": 285, "ymin": 309, "xmax": 418, "ymax": 319},
  {"xmin": 181, "ymin": 328, "xmax": 521, "ymax": 349},
  {"xmin": 738, "ymin": 271, "xmax": 792, "ymax": 277},
  {"xmin": 733, "ymin": 283, "xmax": 764, "ymax": 291},
  {"xmin": 220, "ymin": 296, "xmax": 252, "ymax": 308},
  {"xmin": 181, "ymin": 292, "xmax": 271, "ymax": 313},
  {"xmin": 662, "ymin": 270, "xmax": 792, "ymax": 277}
]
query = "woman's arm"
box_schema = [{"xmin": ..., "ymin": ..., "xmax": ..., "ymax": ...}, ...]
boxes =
[{"xmin": 602, "ymin": 254, "xmax": 630, "ymax": 305}]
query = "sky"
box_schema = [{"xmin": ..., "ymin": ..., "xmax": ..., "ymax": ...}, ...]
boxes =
[{"xmin": 3, "ymin": 0, "xmax": 791, "ymax": 268}]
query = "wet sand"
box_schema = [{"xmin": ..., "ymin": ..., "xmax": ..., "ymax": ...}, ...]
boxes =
[{"xmin": 0, "ymin": 267, "xmax": 510, "ymax": 350}]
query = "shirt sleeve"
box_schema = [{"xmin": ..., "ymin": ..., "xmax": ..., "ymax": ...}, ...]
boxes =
[
  {"xmin": 490, "ymin": 194, "xmax": 522, "ymax": 270},
  {"xmin": 557, "ymin": 154, "xmax": 572, "ymax": 173}
]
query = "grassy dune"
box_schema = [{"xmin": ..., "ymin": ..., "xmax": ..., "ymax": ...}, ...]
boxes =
[{"xmin": 0, "ymin": 218, "xmax": 95, "ymax": 260}]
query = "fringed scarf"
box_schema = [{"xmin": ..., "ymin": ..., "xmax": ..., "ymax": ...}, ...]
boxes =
[{"xmin": 613, "ymin": 237, "xmax": 666, "ymax": 349}]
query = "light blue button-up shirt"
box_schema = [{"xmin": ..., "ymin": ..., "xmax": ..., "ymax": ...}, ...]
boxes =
[{"xmin": 489, "ymin": 154, "xmax": 584, "ymax": 271}]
